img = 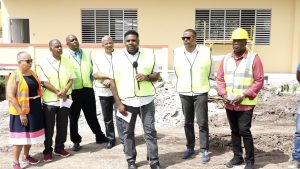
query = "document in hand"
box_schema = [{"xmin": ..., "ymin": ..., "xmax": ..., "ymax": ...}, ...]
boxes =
[
  {"xmin": 59, "ymin": 98, "xmax": 73, "ymax": 108},
  {"xmin": 117, "ymin": 110, "xmax": 132, "ymax": 123}
]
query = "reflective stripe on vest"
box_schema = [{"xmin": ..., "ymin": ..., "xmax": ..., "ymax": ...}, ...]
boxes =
[
  {"xmin": 68, "ymin": 49, "xmax": 93, "ymax": 89},
  {"xmin": 112, "ymin": 48, "xmax": 155, "ymax": 100},
  {"xmin": 9, "ymin": 70, "xmax": 42, "ymax": 115},
  {"xmin": 174, "ymin": 45, "xmax": 211, "ymax": 94},
  {"xmin": 223, "ymin": 52, "xmax": 257, "ymax": 105},
  {"xmin": 37, "ymin": 55, "xmax": 73, "ymax": 103}
]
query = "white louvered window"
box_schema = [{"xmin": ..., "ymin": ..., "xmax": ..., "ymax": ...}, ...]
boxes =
[
  {"xmin": 195, "ymin": 9, "xmax": 271, "ymax": 45},
  {"xmin": 81, "ymin": 9, "xmax": 137, "ymax": 43}
]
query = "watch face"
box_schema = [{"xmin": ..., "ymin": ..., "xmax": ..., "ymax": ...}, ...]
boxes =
[{"xmin": 147, "ymin": 75, "xmax": 150, "ymax": 80}]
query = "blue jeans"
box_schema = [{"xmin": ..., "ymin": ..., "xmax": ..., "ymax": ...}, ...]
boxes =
[{"xmin": 292, "ymin": 107, "xmax": 300, "ymax": 161}]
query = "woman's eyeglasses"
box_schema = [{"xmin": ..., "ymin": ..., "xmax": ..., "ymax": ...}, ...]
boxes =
[
  {"xmin": 19, "ymin": 59, "xmax": 33, "ymax": 64},
  {"xmin": 181, "ymin": 37, "xmax": 191, "ymax": 40}
]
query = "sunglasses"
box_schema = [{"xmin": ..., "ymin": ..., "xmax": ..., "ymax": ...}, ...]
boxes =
[
  {"xmin": 19, "ymin": 59, "xmax": 33, "ymax": 64},
  {"xmin": 181, "ymin": 36, "xmax": 191, "ymax": 40}
]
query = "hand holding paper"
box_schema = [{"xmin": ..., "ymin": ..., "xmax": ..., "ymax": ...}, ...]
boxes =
[
  {"xmin": 117, "ymin": 110, "xmax": 132, "ymax": 123},
  {"xmin": 59, "ymin": 98, "xmax": 73, "ymax": 108}
]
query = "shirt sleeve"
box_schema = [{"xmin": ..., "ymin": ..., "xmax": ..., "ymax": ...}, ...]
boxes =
[
  {"xmin": 297, "ymin": 63, "xmax": 300, "ymax": 72},
  {"xmin": 38, "ymin": 70, "xmax": 48, "ymax": 82},
  {"xmin": 244, "ymin": 55, "xmax": 264, "ymax": 99},
  {"xmin": 152, "ymin": 54, "xmax": 159, "ymax": 73},
  {"xmin": 92, "ymin": 54, "xmax": 99, "ymax": 75},
  {"xmin": 216, "ymin": 58, "xmax": 227, "ymax": 96},
  {"xmin": 36, "ymin": 64, "xmax": 49, "ymax": 82}
]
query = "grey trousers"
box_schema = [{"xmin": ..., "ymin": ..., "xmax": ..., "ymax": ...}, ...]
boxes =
[
  {"xmin": 120, "ymin": 101, "xmax": 159, "ymax": 165},
  {"xmin": 179, "ymin": 93, "xmax": 209, "ymax": 152}
]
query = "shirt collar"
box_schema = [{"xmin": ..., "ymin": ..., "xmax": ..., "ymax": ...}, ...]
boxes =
[
  {"xmin": 232, "ymin": 50, "xmax": 248, "ymax": 60},
  {"xmin": 69, "ymin": 49, "xmax": 82, "ymax": 56},
  {"xmin": 124, "ymin": 48, "xmax": 140, "ymax": 57},
  {"xmin": 184, "ymin": 44, "xmax": 199, "ymax": 55},
  {"xmin": 47, "ymin": 55, "xmax": 60, "ymax": 64}
]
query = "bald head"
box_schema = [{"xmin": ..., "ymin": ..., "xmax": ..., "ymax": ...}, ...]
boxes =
[{"xmin": 66, "ymin": 34, "xmax": 79, "ymax": 51}]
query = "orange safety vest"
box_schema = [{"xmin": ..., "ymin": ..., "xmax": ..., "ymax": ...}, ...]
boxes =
[{"xmin": 8, "ymin": 70, "xmax": 42, "ymax": 115}]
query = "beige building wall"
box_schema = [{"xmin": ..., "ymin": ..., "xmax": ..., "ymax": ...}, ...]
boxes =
[
  {"xmin": 0, "ymin": 8, "xmax": 2, "ymax": 28},
  {"xmin": 1, "ymin": 0, "xmax": 300, "ymax": 73}
]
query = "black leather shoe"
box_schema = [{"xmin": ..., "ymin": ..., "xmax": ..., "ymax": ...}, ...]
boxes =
[
  {"xmin": 106, "ymin": 141, "xmax": 115, "ymax": 149},
  {"xmin": 244, "ymin": 162, "xmax": 255, "ymax": 169},
  {"xmin": 225, "ymin": 157, "xmax": 244, "ymax": 168},
  {"xmin": 72, "ymin": 143, "xmax": 81, "ymax": 151},
  {"xmin": 128, "ymin": 162, "xmax": 137, "ymax": 169},
  {"xmin": 150, "ymin": 162, "xmax": 161, "ymax": 169},
  {"xmin": 96, "ymin": 136, "xmax": 109, "ymax": 144}
]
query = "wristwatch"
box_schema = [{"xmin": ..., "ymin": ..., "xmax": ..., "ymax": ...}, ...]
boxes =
[
  {"xmin": 146, "ymin": 75, "xmax": 151, "ymax": 81},
  {"xmin": 240, "ymin": 94, "xmax": 246, "ymax": 99}
]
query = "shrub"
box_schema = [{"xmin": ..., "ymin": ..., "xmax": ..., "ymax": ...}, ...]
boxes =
[{"xmin": 0, "ymin": 75, "xmax": 6, "ymax": 101}]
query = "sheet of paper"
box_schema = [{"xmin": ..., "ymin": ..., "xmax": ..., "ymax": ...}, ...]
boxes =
[
  {"xmin": 227, "ymin": 93, "xmax": 236, "ymax": 100},
  {"xmin": 59, "ymin": 98, "xmax": 73, "ymax": 108},
  {"xmin": 116, "ymin": 110, "xmax": 132, "ymax": 123}
]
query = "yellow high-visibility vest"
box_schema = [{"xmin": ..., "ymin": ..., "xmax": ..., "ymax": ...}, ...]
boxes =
[
  {"xmin": 112, "ymin": 48, "xmax": 155, "ymax": 100},
  {"xmin": 67, "ymin": 49, "xmax": 93, "ymax": 89},
  {"xmin": 37, "ymin": 55, "xmax": 73, "ymax": 103},
  {"xmin": 223, "ymin": 52, "xmax": 257, "ymax": 105},
  {"xmin": 174, "ymin": 45, "xmax": 211, "ymax": 94}
]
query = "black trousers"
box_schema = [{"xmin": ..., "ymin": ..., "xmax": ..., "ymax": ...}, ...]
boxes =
[
  {"xmin": 99, "ymin": 96, "xmax": 115, "ymax": 142},
  {"xmin": 226, "ymin": 108, "xmax": 254, "ymax": 164},
  {"xmin": 69, "ymin": 88, "xmax": 105, "ymax": 143},
  {"xmin": 99, "ymin": 96, "xmax": 124, "ymax": 143},
  {"xmin": 179, "ymin": 93, "xmax": 209, "ymax": 152},
  {"xmin": 43, "ymin": 104, "xmax": 69, "ymax": 154}
]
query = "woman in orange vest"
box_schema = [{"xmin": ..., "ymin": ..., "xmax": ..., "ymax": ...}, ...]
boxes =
[{"xmin": 6, "ymin": 51, "xmax": 45, "ymax": 169}]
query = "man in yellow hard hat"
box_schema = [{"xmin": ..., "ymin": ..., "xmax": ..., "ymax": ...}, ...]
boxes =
[{"xmin": 216, "ymin": 28, "xmax": 264, "ymax": 169}]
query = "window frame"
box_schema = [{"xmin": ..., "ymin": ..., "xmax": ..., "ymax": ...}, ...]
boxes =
[
  {"xmin": 81, "ymin": 8, "xmax": 138, "ymax": 43},
  {"xmin": 195, "ymin": 8, "xmax": 272, "ymax": 45}
]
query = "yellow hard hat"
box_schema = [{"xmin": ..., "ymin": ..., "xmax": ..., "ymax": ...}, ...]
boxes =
[{"xmin": 231, "ymin": 28, "xmax": 249, "ymax": 40}]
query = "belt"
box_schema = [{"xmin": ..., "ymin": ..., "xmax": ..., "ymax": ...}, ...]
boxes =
[{"xmin": 29, "ymin": 95, "xmax": 40, "ymax": 99}]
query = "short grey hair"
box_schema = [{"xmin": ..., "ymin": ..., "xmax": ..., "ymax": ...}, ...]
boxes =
[
  {"xmin": 49, "ymin": 39, "xmax": 60, "ymax": 48},
  {"xmin": 101, "ymin": 35, "xmax": 113, "ymax": 43},
  {"xmin": 16, "ymin": 51, "xmax": 29, "ymax": 61}
]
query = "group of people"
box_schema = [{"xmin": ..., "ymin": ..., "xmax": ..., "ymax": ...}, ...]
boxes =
[{"xmin": 6, "ymin": 27, "xmax": 266, "ymax": 169}]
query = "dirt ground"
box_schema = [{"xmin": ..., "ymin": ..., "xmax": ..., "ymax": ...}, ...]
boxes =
[{"xmin": 0, "ymin": 84, "xmax": 298, "ymax": 169}]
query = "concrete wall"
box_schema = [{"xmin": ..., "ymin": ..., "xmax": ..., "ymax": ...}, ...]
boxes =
[{"xmin": 1, "ymin": 0, "xmax": 300, "ymax": 73}]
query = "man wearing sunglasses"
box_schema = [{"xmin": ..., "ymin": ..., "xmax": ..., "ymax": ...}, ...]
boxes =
[{"xmin": 173, "ymin": 29, "xmax": 212, "ymax": 163}]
